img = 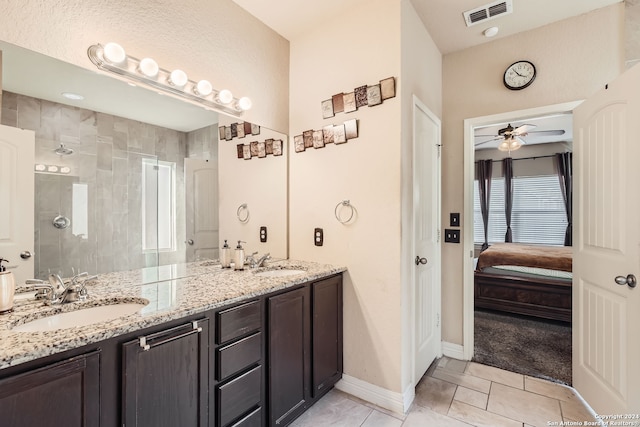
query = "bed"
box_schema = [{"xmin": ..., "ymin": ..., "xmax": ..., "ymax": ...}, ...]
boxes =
[{"xmin": 474, "ymin": 243, "xmax": 573, "ymax": 323}]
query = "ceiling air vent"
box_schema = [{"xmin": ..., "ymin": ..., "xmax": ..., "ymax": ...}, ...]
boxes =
[{"xmin": 463, "ymin": 0, "xmax": 513, "ymax": 27}]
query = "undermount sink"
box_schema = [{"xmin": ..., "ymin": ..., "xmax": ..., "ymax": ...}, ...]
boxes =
[
  {"xmin": 12, "ymin": 301, "xmax": 148, "ymax": 332},
  {"xmin": 254, "ymin": 269, "xmax": 307, "ymax": 278}
]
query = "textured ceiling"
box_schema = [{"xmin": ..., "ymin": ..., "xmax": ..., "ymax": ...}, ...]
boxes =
[{"xmin": 233, "ymin": 0, "xmax": 622, "ymax": 54}]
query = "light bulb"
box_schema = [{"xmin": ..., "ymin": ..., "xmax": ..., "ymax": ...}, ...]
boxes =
[
  {"xmin": 217, "ymin": 89, "xmax": 233, "ymax": 104},
  {"xmin": 498, "ymin": 141, "xmax": 510, "ymax": 152},
  {"xmin": 168, "ymin": 69, "xmax": 188, "ymax": 87},
  {"xmin": 194, "ymin": 80, "xmax": 213, "ymax": 96},
  {"xmin": 35, "ymin": 164, "xmax": 46, "ymax": 171},
  {"xmin": 238, "ymin": 97, "xmax": 252, "ymax": 111},
  {"xmin": 138, "ymin": 58, "xmax": 159, "ymax": 78},
  {"xmin": 103, "ymin": 42, "xmax": 126, "ymax": 64}
]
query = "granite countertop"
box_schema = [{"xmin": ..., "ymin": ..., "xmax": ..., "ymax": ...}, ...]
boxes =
[{"xmin": 0, "ymin": 259, "xmax": 346, "ymax": 370}]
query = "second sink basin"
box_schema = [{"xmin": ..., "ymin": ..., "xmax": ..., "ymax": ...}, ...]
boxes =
[
  {"xmin": 254, "ymin": 269, "xmax": 306, "ymax": 278},
  {"xmin": 12, "ymin": 300, "xmax": 148, "ymax": 332}
]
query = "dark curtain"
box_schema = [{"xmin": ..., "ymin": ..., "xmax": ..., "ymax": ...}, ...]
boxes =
[
  {"xmin": 556, "ymin": 152, "xmax": 573, "ymax": 246},
  {"xmin": 475, "ymin": 160, "xmax": 493, "ymax": 251},
  {"xmin": 503, "ymin": 158, "xmax": 514, "ymax": 242}
]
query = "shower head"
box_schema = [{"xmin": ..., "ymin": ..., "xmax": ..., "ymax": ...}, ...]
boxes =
[{"xmin": 54, "ymin": 143, "xmax": 74, "ymax": 156}]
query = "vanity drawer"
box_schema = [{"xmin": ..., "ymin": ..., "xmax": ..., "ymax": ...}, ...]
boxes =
[
  {"xmin": 217, "ymin": 300, "xmax": 261, "ymax": 344},
  {"xmin": 217, "ymin": 332, "xmax": 262, "ymax": 381},
  {"xmin": 230, "ymin": 407, "xmax": 262, "ymax": 427},
  {"xmin": 218, "ymin": 365, "xmax": 262, "ymax": 427}
]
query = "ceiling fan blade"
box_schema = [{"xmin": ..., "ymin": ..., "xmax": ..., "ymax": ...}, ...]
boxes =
[
  {"xmin": 474, "ymin": 134, "xmax": 499, "ymax": 138},
  {"xmin": 527, "ymin": 129, "xmax": 565, "ymax": 136},
  {"xmin": 514, "ymin": 123, "xmax": 537, "ymax": 134},
  {"xmin": 474, "ymin": 137, "xmax": 501, "ymax": 146}
]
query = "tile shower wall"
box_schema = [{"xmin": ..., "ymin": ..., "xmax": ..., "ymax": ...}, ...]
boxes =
[{"xmin": 1, "ymin": 91, "xmax": 216, "ymax": 278}]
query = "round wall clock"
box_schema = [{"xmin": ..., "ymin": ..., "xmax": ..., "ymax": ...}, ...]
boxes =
[{"xmin": 503, "ymin": 60, "xmax": 536, "ymax": 90}]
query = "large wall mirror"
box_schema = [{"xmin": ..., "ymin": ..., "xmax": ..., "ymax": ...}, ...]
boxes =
[{"xmin": 0, "ymin": 41, "xmax": 288, "ymax": 282}]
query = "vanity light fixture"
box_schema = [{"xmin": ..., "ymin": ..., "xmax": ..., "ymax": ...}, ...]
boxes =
[
  {"xmin": 138, "ymin": 58, "xmax": 159, "ymax": 78},
  {"xmin": 87, "ymin": 42, "xmax": 252, "ymax": 116}
]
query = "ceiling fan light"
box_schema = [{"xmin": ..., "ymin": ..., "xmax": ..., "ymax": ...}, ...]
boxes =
[{"xmin": 498, "ymin": 141, "xmax": 510, "ymax": 152}]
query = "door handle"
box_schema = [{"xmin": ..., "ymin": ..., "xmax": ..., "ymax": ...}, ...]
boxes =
[
  {"xmin": 415, "ymin": 256, "xmax": 428, "ymax": 266},
  {"xmin": 614, "ymin": 274, "xmax": 637, "ymax": 288},
  {"xmin": 186, "ymin": 239, "xmax": 194, "ymax": 245},
  {"xmin": 20, "ymin": 251, "xmax": 33, "ymax": 259}
]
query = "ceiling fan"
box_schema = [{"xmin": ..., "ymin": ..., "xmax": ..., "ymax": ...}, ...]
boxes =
[{"xmin": 475, "ymin": 123, "xmax": 565, "ymax": 151}]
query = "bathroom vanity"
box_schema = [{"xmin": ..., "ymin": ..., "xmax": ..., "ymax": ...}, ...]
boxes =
[{"xmin": 0, "ymin": 260, "xmax": 344, "ymax": 427}]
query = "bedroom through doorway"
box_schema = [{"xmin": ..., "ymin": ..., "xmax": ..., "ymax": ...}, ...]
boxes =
[{"xmin": 462, "ymin": 102, "xmax": 580, "ymax": 385}]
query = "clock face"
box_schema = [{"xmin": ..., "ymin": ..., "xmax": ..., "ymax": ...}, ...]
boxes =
[{"xmin": 503, "ymin": 61, "xmax": 536, "ymax": 90}]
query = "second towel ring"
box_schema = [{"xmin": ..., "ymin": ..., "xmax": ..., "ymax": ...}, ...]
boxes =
[
  {"xmin": 335, "ymin": 200, "xmax": 355, "ymax": 224},
  {"xmin": 237, "ymin": 203, "xmax": 250, "ymax": 223}
]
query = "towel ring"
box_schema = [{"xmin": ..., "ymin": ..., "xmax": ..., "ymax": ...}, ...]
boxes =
[
  {"xmin": 237, "ymin": 203, "xmax": 250, "ymax": 223},
  {"xmin": 334, "ymin": 200, "xmax": 355, "ymax": 224}
]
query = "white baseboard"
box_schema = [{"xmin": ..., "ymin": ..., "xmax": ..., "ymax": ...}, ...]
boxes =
[
  {"xmin": 335, "ymin": 374, "xmax": 413, "ymax": 414},
  {"xmin": 442, "ymin": 341, "xmax": 466, "ymax": 360}
]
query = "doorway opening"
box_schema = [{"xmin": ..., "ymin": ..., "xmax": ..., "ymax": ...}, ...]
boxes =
[{"xmin": 462, "ymin": 101, "xmax": 581, "ymax": 384}]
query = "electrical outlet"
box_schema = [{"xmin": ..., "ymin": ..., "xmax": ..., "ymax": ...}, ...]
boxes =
[
  {"xmin": 444, "ymin": 229, "xmax": 460, "ymax": 243},
  {"xmin": 259, "ymin": 226, "xmax": 267, "ymax": 243},
  {"xmin": 450, "ymin": 213, "xmax": 460, "ymax": 227},
  {"xmin": 314, "ymin": 228, "xmax": 323, "ymax": 246}
]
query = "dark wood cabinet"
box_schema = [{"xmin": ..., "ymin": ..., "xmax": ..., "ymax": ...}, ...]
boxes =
[
  {"xmin": 267, "ymin": 274, "xmax": 343, "ymax": 426},
  {"xmin": 122, "ymin": 318, "xmax": 210, "ymax": 427},
  {"xmin": 311, "ymin": 275, "xmax": 343, "ymax": 397},
  {"xmin": 0, "ymin": 272, "xmax": 342, "ymax": 427},
  {"xmin": 0, "ymin": 350, "xmax": 100, "ymax": 427},
  {"xmin": 215, "ymin": 299, "xmax": 264, "ymax": 427},
  {"xmin": 267, "ymin": 286, "xmax": 311, "ymax": 426}
]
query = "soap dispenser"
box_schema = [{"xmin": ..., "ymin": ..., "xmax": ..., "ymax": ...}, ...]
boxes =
[
  {"xmin": 234, "ymin": 241, "xmax": 245, "ymax": 271},
  {"xmin": 0, "ymin": 259, "xmax": 15, "ymax": 314},
  {"xmin": 220, "ymin": 240, "xmax": 231, "ymax": 268}
]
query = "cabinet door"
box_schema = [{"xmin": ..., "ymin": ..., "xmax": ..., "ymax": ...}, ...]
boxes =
[
  {"xmin": 0, "ymin": 350, "xmax": 100, "ymax": 427},
  {"xmin": 268, "ymin": 286, "xmax": 310, "ymax": 426},
  {"xmin": 312, "ymin": 275, "xmax": 343, "ymax": 397},
  {"xmin": 123, "ymin": 318, "xmax": 209, "ymax": 427}
]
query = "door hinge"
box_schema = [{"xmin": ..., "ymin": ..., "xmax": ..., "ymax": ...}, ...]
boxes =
[
  {"xmin": 436, "ymin": 313, "xmax": 440, "ymax": 327},
  {"xmin": 436, "ymin": 144, "xmax": 441, "ymax": 158},
  {"xmin": 437, "ymin": 229, "xmax": 441, "ymax": 243}
]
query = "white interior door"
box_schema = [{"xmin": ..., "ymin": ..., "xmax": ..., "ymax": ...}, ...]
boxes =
[
  {"xmin": 573, "ymin": 64, "xmax": 640, "ymax": 412},
  {"xmin": 185, "ymin": 158, "xmax": 218, "ymax": 262},
  {"xmin": 0, "ymin": 125, "xmax": 35, "ymax": 284},
  {"xmin": 413, "ymin": 96, "xmax": 442, "ymax": 382}
]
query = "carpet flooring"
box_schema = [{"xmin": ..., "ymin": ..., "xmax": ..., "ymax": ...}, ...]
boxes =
[{"xmin": 473, "ymin": 309, "xmax": 572, "ymax": 385}]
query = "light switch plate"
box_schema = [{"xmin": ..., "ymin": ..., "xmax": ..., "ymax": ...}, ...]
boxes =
[
  {"xmin": 444, "ymin": 229, "xmax": 460, "ymax": 243},
  {"xmin": 450, "ymin": 213, "xmax": 460, "ymax": 227},
  {"xmin": 314, "ymin": 228, "xmax": 323, "ymax": 246}
]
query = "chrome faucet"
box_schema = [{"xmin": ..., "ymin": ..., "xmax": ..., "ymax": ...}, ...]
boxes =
[
  {"xmin": 246, "ymin": 252, "xmax": 271, "ymax": 269},
  {"xmin": 28, "ymin": 272, "xmax": 97, "ymax": 305}
]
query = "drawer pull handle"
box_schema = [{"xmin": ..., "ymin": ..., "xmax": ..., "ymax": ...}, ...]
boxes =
[{"xmin": 139, "ymin": 321, "xmax": 203, "ymax": 351}]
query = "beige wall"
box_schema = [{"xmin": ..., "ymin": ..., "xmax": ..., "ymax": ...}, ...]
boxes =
[
  {"xmin": 289, "ymin": 0, "xmax": 403, "ymax": 393},
  {"xmin": 289, "ymin": 0, "xmax": 442, "ymax": 402},
  {"xmin": 399, "ymin": 0, "xmax": 443, "ymax": 394},
  {"xmin": 0, "ymin": 0, "xmax": 289, "ymax": 132},
  {"xmin": 441, "ymin": 4, "xmax": 625, "ymax": 345}
]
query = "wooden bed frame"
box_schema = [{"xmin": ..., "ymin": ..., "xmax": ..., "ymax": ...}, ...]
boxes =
[{"xmin": 474, "ymin": 270, "xmax": 572, "ymax": 323}]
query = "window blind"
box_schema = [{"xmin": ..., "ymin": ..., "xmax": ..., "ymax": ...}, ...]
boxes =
[{"xmin": 474, "ymin": 175, "xmax": 567, "ymax": 246}]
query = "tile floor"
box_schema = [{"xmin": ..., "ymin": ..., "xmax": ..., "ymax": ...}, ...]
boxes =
[{"xmin": 291, "ymin": 357, "xmax": 596, "ymax": 427}]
